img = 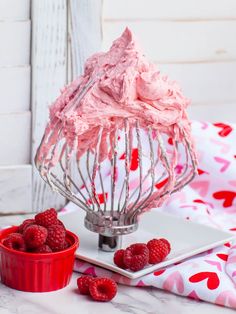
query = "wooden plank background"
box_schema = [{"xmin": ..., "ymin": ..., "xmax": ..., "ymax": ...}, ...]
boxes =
[
  {"xmin": 0, "ymin": 66, "xmax": 30, "ymax": 113},
  {"xmin": 0, "ymin": 0, "xmax": 30, "ymax": 20},
  {"xmin": 103, "ymin": 21, "xmax": 236, "ymax": 63},
  {"xmin": 0, "ymin": 0, "xmax": 31, "ymax": 214},
  {"xmin": 0, "ymin": 0, "xmax": 102, "ymax": 214},
  {"xmin": 0, "ymin": 112, "xmax": 31, "ymax": 165},
  {"xmin": 0, "ymin": 165, "xmax": 32, "ymax": 214},
  {"xmin": 31, "ymin": 0, "xmax": 68, "ymax": 212},
  {"xmin": 0, "ymin": 21, "xmax": 30, "ymax": 67},
  {"xmin": 158, "ymin": 62, "xmax": 236, "ymax": 106},
  {"xmin": 103, "ymin": 0, "xmax": 236, "ymax": 20},
  {"xmin": 103, "ymin": 0, "xmax": 236, "ymax": 122},
  {"xmin": 31, "ymin": 0, "xmax": 102, "ymax": 212}
]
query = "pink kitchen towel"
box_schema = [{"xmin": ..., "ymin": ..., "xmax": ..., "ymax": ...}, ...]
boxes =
[{"xmin": 62, "ymin": 120, "xmax": 236, "ymax": 309}]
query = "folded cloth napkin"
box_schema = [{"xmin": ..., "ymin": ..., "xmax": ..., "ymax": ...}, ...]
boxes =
[{"xmin": 61, "ymin": 121, "xmax": 236, "ymax": 309}]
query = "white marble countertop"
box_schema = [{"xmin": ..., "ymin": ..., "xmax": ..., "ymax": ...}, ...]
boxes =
[
  {"xmin": 0, "ymin": 215, "xmax": 235, "ymax": 314},
  {"xmin": 0, "ymin": 273, "xmax": 235, "ymax": 314}
]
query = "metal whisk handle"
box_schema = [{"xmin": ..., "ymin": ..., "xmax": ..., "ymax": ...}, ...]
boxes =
[{"xmin": 98, "ymin": 235, "xmax": 122, "ymax": 252}]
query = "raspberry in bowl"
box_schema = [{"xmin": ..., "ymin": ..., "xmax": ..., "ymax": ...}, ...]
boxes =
[{"xmin": 0, "ymin": 208, "xmax": 79, "ymax": 292}]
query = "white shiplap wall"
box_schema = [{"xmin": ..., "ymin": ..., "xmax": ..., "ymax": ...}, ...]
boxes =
[
  {"xmin": 0, "ymin": 0, "xmax": 32, "ymax": 214},
  {"xmin": 103, "ymin": 0, "xmax": 236, "ymax": 121},
  {"xmin": 31, "ymin": 0, "xmax": 68, "ymax": 212},
  {"xmin": 0, "ymin": 0, "xmax": 102, "ymax": 214},
  {"xmin": 31, "ymin": 0, "xmax": 102, "ymax": 212}
]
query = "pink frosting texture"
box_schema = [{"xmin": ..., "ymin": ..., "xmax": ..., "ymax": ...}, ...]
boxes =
[{"xmin": 37, "ymin": 27, "xmax": 194, "ymax": 166}]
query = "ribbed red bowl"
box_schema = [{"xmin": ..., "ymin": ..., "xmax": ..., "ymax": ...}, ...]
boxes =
[{"xmin": 0, "ymin": 226, "xmax": 79, "ymax": 292}]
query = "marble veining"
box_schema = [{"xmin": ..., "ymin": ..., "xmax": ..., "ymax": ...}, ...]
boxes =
[{"xmin": 0, "ymin": 274, "xmax": 235, "ymax": 314}]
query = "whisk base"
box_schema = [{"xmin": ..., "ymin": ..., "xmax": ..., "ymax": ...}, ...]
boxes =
[
  {"xmin": 84, "ymin": 212, "xmax": 138, "ymax": 237},
  {"xmin": 99, "ymin": 235, "xmax": 122, "ymax": 252},
  {"xmin": 84, "ymin": 212, "xmax": 138, "ymax": 251}
]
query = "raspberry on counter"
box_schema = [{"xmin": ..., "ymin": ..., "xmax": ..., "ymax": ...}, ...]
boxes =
[
  {"xmin": 77, "ymin": 276, "xmax": 94, "ymax": 295},
  {"xmin": 89, "ymin": 278, "xmax": 117, "ymax": 302}
]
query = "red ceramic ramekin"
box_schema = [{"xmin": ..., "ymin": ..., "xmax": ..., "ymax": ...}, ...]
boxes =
[{"xmin": 0, "ymin": 226, "xmax": 79, "ymax": 292}]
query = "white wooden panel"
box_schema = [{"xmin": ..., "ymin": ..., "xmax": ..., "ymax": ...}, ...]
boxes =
[
  {"xmin": 0, "ymin": 66, "xmax": 30, "ymax": 113},
  {"xmin": 31, "ymin": 0, "xmax": 102, "ymax": 211},
  {"xmin": 0, "ymin": 21, "xmax": 30, "ymax": 66},
  {"xmin": 0, "ymin": 165, "xmax": 32, "ymax": 214},
  {"xmin": 158, "ymin": 62, "xmax": 236, "ymax": 105},
  {"xmin": 0, "ymin": 0, "xmax": 30, "ymax": 20},
  {"xmin": 68, "ymin": 0, "xmax": 102, "ymax": 77},
  {"xmin": 104, "ymin": 0, "xmax": 236, "ymax": 20},
  {"xmin": 103, "ymin": 21, "xmax": 236, "ymax": 63},
  {"xmin": 67, "ymin": 0, "xmax": 102, "ymax": 188},
  {"xmin": 188, "ymin": 103, "xmax": 236, "ymax": 122},
  {"xmin": 0, "ymin": 213, "xmax": 34, "ymax": 229},
  {"xmin": 31, "ymin": 0, "xmax": 67, "ymax": 211},
  {"xmin": 0, "ymin": 112, "xmax": 31, "ymax": 165}
]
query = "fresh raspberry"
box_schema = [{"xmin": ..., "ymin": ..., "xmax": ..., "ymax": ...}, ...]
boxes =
[
  {"xmin": 23, "ymin": 225, "xmax": 48, "ymax": 249},
  {"xmin": 159, "ymin": 238, "xmax": 171, "ymax": 254},
  {"xmin": 56, "ymin": 219, "xmax": 66, "ymax": 230},
  {"xmin": 77, "ymin": 276, "xmax": 94, "ymax": 295},
  {"xmin": 123, "ymin": 243, "xmax": 149, "ymax": 271},
  {"xmin": 62, "ymin": 241, "xmax": 70, "ymax": 250},
  {"xmin": 35, "ymin": 208, "xmax": 58, "ymax": 228},
  {"xmin": 18, "ymin": 219, "xmax": 36, "ymax": 233},
  {"xmin": 89, "ymin": 278, "xmax": 117, "ymax": 302},
  {"xmin": 46, "ymin": 224, "xmax": 66, "ymax": 252},
  {"xmin": 33, "ymin": 244, "xmax": 52, "ymax": 253},
  {"xmin": 147, "ymin": 238, "xmax": 170, "ymax": 264},
  {"xmin": 113, "ymin": 249, "xmax": 127, "ymax": 269},
  {"xmin": 2, "ymin": 233, "xmax": 26, "ymax": 252}
]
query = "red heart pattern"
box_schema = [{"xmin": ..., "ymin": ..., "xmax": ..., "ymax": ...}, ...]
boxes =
[
  {"xmin": 88, "ymin": 193, "xmax": 108, "ymax": 205},
  {"xmin": 213, "ymin": 123, "xmax": 233, "ymax": 137},
  {"xmin": 197, "ymin": 168, "xmax": 209, "ymax": 175},
  {"xmin": 163, "ymin": 271, "xmax": 184, "ymax": 293},
  {"xmin": 213, "ymin": 191, "xmax": 236, "ymax": 207},
  {"xmin": 84, "ymin": 267, "xmax": 96, "ymax": 277},
  {"xmin": 71, "ymin": 121, "xmax": 236, "ymax": 309},
  {"xmin": 215, "ymin": 291, "xmax": 236, "ymax": 308},
  {"xmin": 217, "ymin": 254, "xmax": 228, "ymax": 261},
  {"xmin": 188, "ymin": 290, "xmax": 200, "ymax": 300},
  {"xmin": 190, "ymin": 181, "xmax": 209, "ymax": 197},
  {"xmin": 189, "ymin": 272, "xmax": 220, "ymax": 290},
  {"xmin": 154, "ymin": 269, "xmax": 166, "ymax": 276},
  {"xmin": 193, "ymin": 199, "xmax": 205, "ymax": 204},
  {"xmin": 155, "ymin": 178, "xmax": 168, "ymax": 189},
  {"xmin": 120, "ymin": 148, "xmax": 139, "ymax": 171},
  {"xmin": 214, "ymin": 157, "xmax": 230, "ymax": 172}
]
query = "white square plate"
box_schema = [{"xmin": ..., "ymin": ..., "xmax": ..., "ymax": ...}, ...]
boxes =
[{"xmin": 60, "ymin": 210, "xmax": 235, "ymax": 279}]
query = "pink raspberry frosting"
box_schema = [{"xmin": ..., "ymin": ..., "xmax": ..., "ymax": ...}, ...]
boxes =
[{"xmin": 37, "ymin": 27, "xmax": 194, "ymax": 166}]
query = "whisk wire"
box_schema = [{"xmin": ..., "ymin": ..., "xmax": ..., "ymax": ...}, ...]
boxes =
[{"xmin": 36, "ymin": 115, "xmax": 197, "ymax": 246}]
